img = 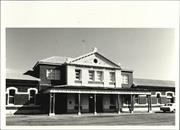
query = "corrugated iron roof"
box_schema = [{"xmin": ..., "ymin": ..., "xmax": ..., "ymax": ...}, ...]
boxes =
[
  {"xmin": 39, "ymin": 56, "xmax": 73, "ymax": 64},
  {"xmin": 6, "ymin": 69, "xmax": 40, "ymax": 81},
  {"xmin": 133, "ymin": 78, "xmax": 175, "ymax": 88}
]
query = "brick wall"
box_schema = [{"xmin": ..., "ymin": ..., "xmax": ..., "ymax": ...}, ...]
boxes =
[
  {"xmin": 14, "ymin": 94, "xmax": 29, "ymax": 105},
  {"xmin": 39, "ymin": 64, "xmax": 66, "ymax": 91}
]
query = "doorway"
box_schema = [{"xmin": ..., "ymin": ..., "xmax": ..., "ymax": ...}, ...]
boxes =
[
  {"xmin": 89, "ymin": 94, "xmax": 94, "ymax": 113},
  {"xmin": 96, "ymin": 94, "xmax": 103, "ymax": 113},
  {"xmin": 55, "ymin": 93, "xmax": 67, "ymax": 114}
]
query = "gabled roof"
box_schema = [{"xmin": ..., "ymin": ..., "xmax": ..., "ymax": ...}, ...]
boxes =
[
  {"xmin": 6, "ymin": 69, "xmax": 40, "ymax": 81},
  {"xmin": 133, "ymin": 78, "xmax": 175, "ymax": 88},
  {"xmin": 33, "ymin": 48, "xmax": 121, "ymax": 69},
  {"xmin": 70, "ymin": 47, "xmax": 121, "ymax": 68}
]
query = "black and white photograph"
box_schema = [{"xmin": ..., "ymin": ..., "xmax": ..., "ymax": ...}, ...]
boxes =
[
  {"xmin": 5, "ymin": 28, "xmax": 176, "ymax": 126},
  {"xmin": 1, "ymin": 1, "xmax": 179, "ymax": 130}
]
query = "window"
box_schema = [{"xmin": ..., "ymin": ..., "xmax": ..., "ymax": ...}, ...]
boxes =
[
  {"xmin": 109, "ymin": 72, "xmax": 115, "ymax": 82},
  {"xmin": 110, "ymin": 95, "xmax": 116, "ymax": 105},
  {"xmin": 157, "ymin": 93, "xmax": 161, "ymax": 104},
  {"xmin": 96, "ymin": 71, "xmax": 103, "ymax": 82},
  {"xmin": 75, "ymin": 69, "xmax": 81, "ymax": 81},
  {"xmin": 9, "ymin": 89, "xmax": 15, "ymax": 105},
  {"xmin": 29, "ymin": 90, "xmax": 36, "ymax": 104},
  {"xmin": 75, "ymin": 94, "xmax": 78, "ymax": 105},
  {"xmin": 135, "ymin": 95, "xmax": 139, "ymax": 104},
  {"xmin": 167, "ymin": 93, "xmax": 173, "ymax": 97},
  {"xmin": 122, "ymin": 75, "xmax": 129, "ymax": 84},
  {"xmin": 93, "ymin": 58, "xmax": 98, "ymax": 63},
  {"xmin": 89, "ymin": 71, "xmax": 95, "ymax": 81},
  {"xmin": 46, "ymin": 69, "xmax": 60, "ymax": 80}
]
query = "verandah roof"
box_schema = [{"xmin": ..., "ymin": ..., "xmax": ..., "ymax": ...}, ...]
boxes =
[
  {"xmin": 133, "ymin": 78, "xmax": 175, "ymax": 88},
  {"xmin": 42, "ymin": 86, "xmax": 151, "ymax": 95}
]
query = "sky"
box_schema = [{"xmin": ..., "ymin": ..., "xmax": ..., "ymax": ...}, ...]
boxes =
[{"xmin": 6, "ymin": 28, "xmax": 176, "ymax": 80}]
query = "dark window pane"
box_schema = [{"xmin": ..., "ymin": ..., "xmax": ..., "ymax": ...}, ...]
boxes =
[
  {"xmin": 157, "ymin": 94, "xmax": 161, "ymax": 98},
  {"xmin": 9, "ymin": 90, "xmax": 15, "ymax": 96},
  {"xmin": 30, "ymin": 97, "xmax": 35, "ymax": 104},
  {"xmin": 110, "ymin": 95, "xmax": 115, "ymax": 105},
  {"xmin": 30, "ymin": 90, "xmax": 35, "ymax": 96},
  {"xmin": 75, "ymin": 69, "xmax": 81, "ymax": 80},
  {"xmin": 75, "ymin": 94, "xmax": 78, "ymax": 105},
  {"xmin": 9, "ymin": 97, "xmax": 14, "ymax": 104}
]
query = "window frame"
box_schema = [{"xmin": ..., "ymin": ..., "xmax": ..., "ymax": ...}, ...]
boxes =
[
  {"xmin": 7, "ymin": 87, "xmax": 17, "ymax": 105},
  {"xmin": 46, "ymin": 68, "xmax": 61, "ymax": 80},
  {"xmin": 89, "ymin": 70, "xmax": 95, "ymax": 81},
  {"xmin": 109, "ymin": 72, "xmax": 115, "ymax": 83},
  {"xmin": 122, "ymin": 74, "xmax": 129, "ymax": 84},
  {"xmin": 28, "ymin": 88, "xmax": 38, "ymax": 105},
  {"xmin": 96, "ymin": 71, "xmax": 103, "ymax": 82},
  {"xmin": 75, "ymin": 69, "xmax": 81, "ymax": 81},
  {"xmin": 156, "ymin": 92, "xmax": 161, "ymax": 104}
]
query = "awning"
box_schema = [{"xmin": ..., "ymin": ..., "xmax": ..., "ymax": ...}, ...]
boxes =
[{"xmin": 42, "ymin": 87, "xmax": 151, "ymax": 95}]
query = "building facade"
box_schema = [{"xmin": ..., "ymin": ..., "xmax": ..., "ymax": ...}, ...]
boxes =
[{"xmin": 6, "ymin": 48, "xmax": 175, "ymax": 115}]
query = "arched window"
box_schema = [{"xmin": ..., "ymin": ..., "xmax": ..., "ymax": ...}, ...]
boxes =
[
  {"xmin": 166, "ymin": 91, "xmax": 174, "ymax": 103},
  {"xmin": 156, "ymin": 93, "xmax": 161, "ymax": 104},
  {"xmin": 28, "ymin": 88, "xmax": 37, "ymax": 105},
  {"xmin": 29, "ymin": 90, "xmax": 36, "ymax": 104},
  {"xmin": 8, "ymin": 89, "xmax": 16, "ymax": 105}
]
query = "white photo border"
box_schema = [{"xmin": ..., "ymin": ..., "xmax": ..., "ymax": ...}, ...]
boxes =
[{"xmin": 1, "ymin": 1, "xmax": 179, "ymax": 130}]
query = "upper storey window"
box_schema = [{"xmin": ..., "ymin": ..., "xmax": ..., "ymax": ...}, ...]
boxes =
[
  {"xmin": 46, "ymin": 69, "xmax": 60, "ymax": 80},
  {"xmin": 109, "ymin": 72, "xmax": 115, "ymax": 82},
  {"xmin": 75, "ymin": 69, "xmax": 81, "ymax": 81},
  {"xmin": 122, "ymin": 75, "xmax": 129, "ymax": 84},
  {"xmin": 96, "ymin": 71, "xmax": 103, "ymax": 82},
  {"xmin": 89, "ymin": 70, "xmax": 95, "ymax": 81}
]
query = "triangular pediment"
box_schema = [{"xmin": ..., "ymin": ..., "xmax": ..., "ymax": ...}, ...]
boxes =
[{"xmin": 70, "ymin": 51, "xmax": 120, "ymax": 68}]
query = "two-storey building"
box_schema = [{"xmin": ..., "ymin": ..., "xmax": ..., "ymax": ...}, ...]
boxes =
[{"xmin": 6, "ymin": 48, "xmax": 175, "ymax": 115}]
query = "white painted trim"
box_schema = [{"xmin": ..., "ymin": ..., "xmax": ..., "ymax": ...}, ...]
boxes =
[
  {"xmin": 6, "ymin": 87, "xmax": 17, "ymax": 105},
  {"xmin": 155, "ymin": 92, "xmax": 162, "ymax": 96},
  {"xmin": 139, "ymin": 95, "xmax": 147, "ymax": 97},
  {"xmin": 48, "ymin": 89, "xmax": 151, "ymax": 95},
  {"xmin": 6, "ymin": 105, "xmax": 40, "ymax": 107},
  {"xmin": 6, "ymin": 87, "xmax": 38, "ymax": 105},
  {"xmin": 165, "ymin": 91, "xmax": 174, "ymax": 97},
  {"xmin": 28, "ymin": 88, "xmax": 38, "ymax": 105},
  {"xmin": 151, "ymin": 94, "xmax": 166, "ymax": 97},
  {"xmin": 27, "ymin": 88, "xmax": 38, "ymax": 94},
  {"xmin": 6, "ymin": 87, "xmax": 38, "ymax": 95}
]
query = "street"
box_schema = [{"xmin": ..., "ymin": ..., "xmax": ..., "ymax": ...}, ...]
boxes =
[{"xmin": 6, "ymin": 112, "xmax": 175, "ymax": 126}]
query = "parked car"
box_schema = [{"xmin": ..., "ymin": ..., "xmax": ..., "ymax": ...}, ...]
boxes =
[{"xmin": 160, "ymin": 103, "xmax": 175, "ymax": 113}]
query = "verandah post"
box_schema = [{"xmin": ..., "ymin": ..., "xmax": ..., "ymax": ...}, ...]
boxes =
[
  {"xmin": 148, "ymin": 95, "xmax": 152, "ymax": 113},
  {"xmin": 130, "ymin": 94, "xmax": 134, "ymax": 113},
  {"xmin": 78, "ymin": 93, "xmax": 81, "ymax": 115},
  {"xmin": 94, "ymin": 94, "xmax": 97, "ymax": 115},
  {"xmin": 117, "ymin": 94, "xmax": 121, "ymax": 114},
  {"xmin": 49, "ymin": 93, "xmax": 55, "ymax": 116}
]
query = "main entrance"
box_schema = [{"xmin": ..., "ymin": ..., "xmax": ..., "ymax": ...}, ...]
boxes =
[
  {"xmin": 89, "ymin": 94, "xmax": 103, "ymax": 113},
  {"xmin": 89, "ymin": 94, "xmax": 94, "ymax": 113}
]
